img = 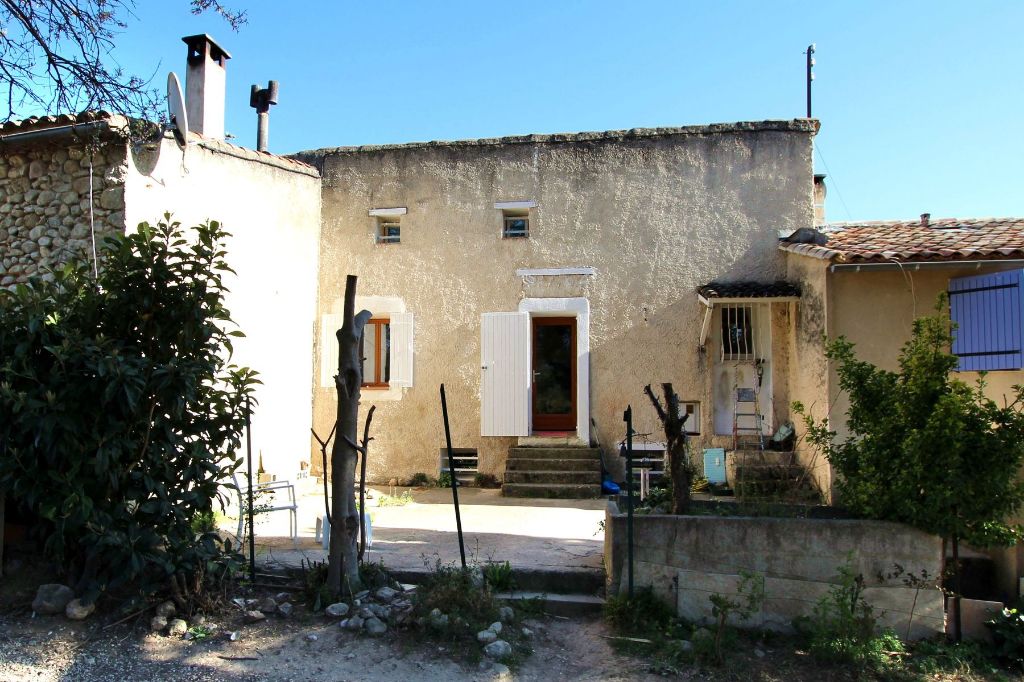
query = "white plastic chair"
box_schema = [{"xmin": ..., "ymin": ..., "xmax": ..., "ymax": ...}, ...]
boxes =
[{"xmin": 231, "ymin": 472, "xmax": 298, "ymax": 540}]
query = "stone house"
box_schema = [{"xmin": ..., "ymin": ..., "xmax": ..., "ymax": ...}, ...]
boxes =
[{"xmin": 295, "ymin": 119, "xmax": 818, "ymax": 492}]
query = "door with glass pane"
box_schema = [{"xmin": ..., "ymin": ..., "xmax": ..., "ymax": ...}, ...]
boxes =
[{"xmin": 531, "ymin": 316, "xmax": 576, "ymax": 431}]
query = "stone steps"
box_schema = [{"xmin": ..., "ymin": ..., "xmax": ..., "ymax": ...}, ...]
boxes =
[
  {"xmin": 505, "ymin": 457, "xmax": 598, "ymax": 472},
  {"xmin": 507, "ymin": 447, "xmax": 601, "ymax": 460},
  {"xmin": 502, "ymin": 446, "xmax": 603, "ymax": 499},
  {"xmin": 503, "ymin": 470, "xmax": 601, "ymax": 485},
  {"xmin": 501, "ymin": 482, "xmax": 603, "ymax": 499}
]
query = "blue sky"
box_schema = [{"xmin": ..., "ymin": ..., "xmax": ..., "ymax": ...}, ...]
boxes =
[{"xmin": 106, "ymin": 0, "xmax": 1023, "ymax": 222}]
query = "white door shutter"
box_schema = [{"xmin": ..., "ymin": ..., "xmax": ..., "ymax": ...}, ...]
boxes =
[
  {"xmin": 480, "ymin": 312, "xmax": 530, "ymax": 436},
  {"xmin": 320, "ymin": 314, "xmax": 344, "ymax": 387},
  {"xmin": 390, "ymin": 312, "xmax": 414, "ymax": 387}
]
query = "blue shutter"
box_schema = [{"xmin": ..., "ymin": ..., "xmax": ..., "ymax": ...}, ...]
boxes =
[{"xmin": 948, "ymin": 269, "xmax": 1024, "ymax": 371}]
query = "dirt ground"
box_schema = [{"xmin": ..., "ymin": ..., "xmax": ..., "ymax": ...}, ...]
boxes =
[{"xmin": 0, "ymin": 606, "xmax": 663, "ymax": 682}]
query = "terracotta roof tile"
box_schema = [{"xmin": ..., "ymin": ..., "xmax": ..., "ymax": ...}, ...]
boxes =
[
  {"xmin": 697, "ymin": 281, "xmax": 801, "ymax": 299},
  {"xmin": 780, "ymin": 217, "xmax": 1024, "ymax": 263}
]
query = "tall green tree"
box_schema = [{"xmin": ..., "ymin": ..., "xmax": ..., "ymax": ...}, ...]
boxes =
[
  {"xmin": 799, "ymin": 299, "xmax": 1024, "ymax": 641},
  {"xmin": 0, "ymin": 216, "xmax": 258, "ymax": 602}
]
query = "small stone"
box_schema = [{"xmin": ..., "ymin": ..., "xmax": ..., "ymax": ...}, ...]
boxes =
[
  {"xmin": 244, "ymin": 610, "xmax": 266, "ymax": 623},
  {"xmin": 167, "ymin": 618, "xmax": 188, "ymax": 637},
  {"xmin": 155, "ymin": 600, "xmax": 176, "ymax": 619},
  {"xmin": 374, "ymin": 586, "xmax": 397, "ymax": 602},
  {"xmin": 83, "ymin": 656, "xmax": 96, "ymax": 666},
  {"xmin": 521, "ymin": 627, "xmax": 533, "ymax": 637},
  {"xmin": 368, "ymin": 604, "xmax": 389, "ymax": 619},
  {"xmin": 345, "ymin": 652, "xmax": 356, "ymax": 660},
  {"xmin": 229, "ymin": 631, "xmax": 241, "ymax": 642},
  {"xmin": 754, "ymin": 648, "xmax": 766, "ymax": 658},
  {"xmin": 477, "ymin": 629, "xmax": 498, "ymax": 643},
  {"xmin": 258, "ymin": 596, "xmax": 277, "ymax": 613},
  {"xmin": 483, "ymin": 639, "xmax": 512, "ymax": 660},
  {"xmin": 344, "ymin": 615, "xmax": 364, "ymax": 631},
  {"xmin": 428, "ymin": 608, "xmax": 449, "ymax": 630},
  {"xmin": 498, "ymin": 606, "xmax": 515, "ymax": 623},
  {"xmin": 32, "ymin": 584, "xmax": 74, "ymax": 615},
  {"xmin": 325, "ymin": 602, "xmax": 350, "ymax": 618},
  {"xmin": 358, "ymin": 606, "xmax": 374, "ymax": 620},
  {"xmin": 275, "ymin": 592, "xmax": 292, "ymax": 603},
  {"xmin": 353, "ymin": 590, "xmax": 370, "ymax": 600},
  {"xmin": 28, "ymin": 160, "xmax": 47, "ymax": 179},
  {"xmin": 489, "ymin": 621, "xmax": 502, "ymax": 634},
  {"xmin": 192, "ymin": 614, "xmax": 207, "ymax": 627},
  {"xmin": 492, "ymin": 663, "xmax": 511, "ymax": 680},
  {"xmin": 305, "ymin": 633, "xmax": 318, "ymax": 642},
  {"xmin": 277, "ymin": 602, "xmax": 294, "ymax": 617},
  {"xmin": 65, "ymin": 598, "xmax": 95, "ymax": 621},
  {"xmin": 364, "ymin": 617, "xmax": 387, "ymax": 636},
  {"xmin": 150, "ymin": 616, "xmax": 168, "ymax": 633}
]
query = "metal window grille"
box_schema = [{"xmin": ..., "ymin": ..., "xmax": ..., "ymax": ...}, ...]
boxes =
[
  {"xmin": 502, "ymin": 215, "xmax": 529, "ymax": 238},
  {"xmin": 377, "ymin": 220, "xmax": 400, "ymax": 244}
]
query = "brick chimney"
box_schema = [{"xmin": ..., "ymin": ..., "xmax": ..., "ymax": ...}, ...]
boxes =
[{"xmin": 182, "ymin": 34, "xmax": 231, "ymax": 140}]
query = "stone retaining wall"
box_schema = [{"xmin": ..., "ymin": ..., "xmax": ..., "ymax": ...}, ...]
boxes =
[
  {"xmin": 0, "ymin": 141, "xmax": 127, "ymax": 287},
  {"xmin": 604, "ymin": 502, "xmax": 945, "ymax": 639}
]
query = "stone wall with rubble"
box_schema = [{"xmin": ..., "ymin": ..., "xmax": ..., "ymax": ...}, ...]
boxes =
[
  {"xmin": 0, "ymin": 141, "xmax": 127, "ymax": 287},
  {"xmin": 604, "ymin": 502, "xmax": 945, "ymax": 639}
]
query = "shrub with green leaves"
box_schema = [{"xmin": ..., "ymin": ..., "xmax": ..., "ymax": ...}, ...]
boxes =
[
  {"xmin": 986, "ymin": 599, "xmax": 1024, "ymax": 670},
  {"xmin": 0, "ymin": 215, "xmax": 258, "ymax": 602}
]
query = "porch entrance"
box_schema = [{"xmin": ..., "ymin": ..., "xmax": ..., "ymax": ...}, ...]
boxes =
[{"xmin": 531, "ymin": 316, "xmax": 577, "ymax": 431}]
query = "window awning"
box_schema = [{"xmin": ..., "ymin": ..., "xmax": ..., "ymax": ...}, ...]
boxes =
[{"xmin": 696, "ymin": 281, "xmax": 801, "ymax": 350}]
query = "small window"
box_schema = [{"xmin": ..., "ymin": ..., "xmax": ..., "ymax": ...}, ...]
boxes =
[
  {"xmin": 502, "ymin": 212, "xmax": 529, "ymax": 239},
  {"xmin": 377, "ymin": 218, "xmax": 400, "ymax": 244},
  {"xmin": 681, "ymin": 401, "xmax": 701, "ymax": 435},
  {"xmin": 721, "ymin": 305, "xmax": 755, "ymax": 360},
  {"xmin": 360, "ymin": 318, "xmax": 391, "ymax": 387}
]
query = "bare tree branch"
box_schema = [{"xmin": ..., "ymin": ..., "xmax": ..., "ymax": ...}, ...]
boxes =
[{"xmin": 0, "ymin": 0, "xmax": 246, "ymax": 122}]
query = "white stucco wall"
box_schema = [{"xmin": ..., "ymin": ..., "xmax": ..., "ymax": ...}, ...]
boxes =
[
  {"xmin": 124, "ymin": 134, "xmax": 322, "ymax": 480},
  {"xmin": 301, "ymin": 121, "xmax": 816, "ymax": 482}
]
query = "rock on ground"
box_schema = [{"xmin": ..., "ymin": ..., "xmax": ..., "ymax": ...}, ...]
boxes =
[
  {"xmin": 325, "ymin": 602, "xmax": 350, "ymax": 618},
  {"xmin": 32, "ymin": 584, "xmax": 74, "ymax": 615},
  {"xmin": 498, "ymin": 606, "xmax": 515, "ymax": 623},
  {"xmin": 364, "ymin": 617, "xmax": 387, "ymax": 636},
  {"xmin": 65, "ymin": 598, "xmax": 95, "ymax": 621},
  {"xmin": 155, "ymin": 600, "xmax": 176, "ymax": 619},
  {"xmin": 477, "ymin": 629, "xmax": 498, "ymax": 644},
  {"xmin": 483, "ymin": 639, "xmax": 512, "ymax": 660},
  {"xmin": 167, "ymin": 619, "xmax": 188, "ymax": 637},
  {"xmin": 150, "ymin": 616, "xmax": 168, "ymax": 633}
]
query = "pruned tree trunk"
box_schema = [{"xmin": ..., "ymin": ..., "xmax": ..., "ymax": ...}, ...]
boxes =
[
  {"xmin": 327, "ymin": 275, "xmax": 372, "ymax": 597},
  {"xmin": 644, "ymin": 383, "xmax": 692, "ymax": 514}
]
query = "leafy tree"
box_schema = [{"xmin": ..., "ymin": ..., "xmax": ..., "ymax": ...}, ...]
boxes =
[
  {"xmin": 0, "ymin": 0, "xmax": 246, "ymax": 121},
  {"xmin": 0, "ymin": 215, "xmax": 258, "ymax": 603},
  {"xmin": 797, "ymin": 298, "xmax": 1024, "ymax": 641}
]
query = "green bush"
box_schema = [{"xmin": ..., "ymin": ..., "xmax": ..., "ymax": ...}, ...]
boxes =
[
  {"xmin": 407, "ymin": 472, "xmax": 432, "ymax": 487},
  {"xmin": 0, "ymin": 216, "xmax": 257, "ymax": 602},
  {"xmin": 413, "ymin": 559, "xmax": 500, "ymax": 641},
  {"xmin": 986, "ymin": 600, "xmax": 1024, "ymax": 670},
  {"xmin": 604, "ymin": 587, "xmax": 676, "ymax": 636},
  {"xmin": 482, "ymin": 560, "xmax": 515, "ymax": 592},
  {"xmin": 797, "ymin": 559, "xmax": 903, "ymax": 671}
]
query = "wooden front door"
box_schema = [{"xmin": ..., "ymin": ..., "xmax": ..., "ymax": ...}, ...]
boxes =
[{"xmin": 531, "ymin": 316, "xmax": 577, "ymax": 431}]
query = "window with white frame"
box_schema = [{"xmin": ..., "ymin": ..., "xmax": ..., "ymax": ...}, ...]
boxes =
[
  {"xmin": 320, "ymin": 309, "xmax": 414, "ymax": 391},
  {"xmin": 495, "ymin": 200, "xmax": 535, "ymax": 239},
  {"xmin": 369, "ymin": 207, "xmax": 407, "ymax": 245}
]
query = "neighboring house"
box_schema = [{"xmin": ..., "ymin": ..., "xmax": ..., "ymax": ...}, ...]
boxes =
[
  {"xmin": 0, "ymin": 35, "xmax": 322, "ymax": 480},
  {"xmin": 296, "ymin": 119, "xmax": 817, "ymax": 488},
  {"xmin": 782, "ymin": 214, "xmax": 1024, "ymax": 599}
]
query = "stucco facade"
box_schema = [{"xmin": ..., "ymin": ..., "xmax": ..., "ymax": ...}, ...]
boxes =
[{"xmin": 298, "ymin": 120, "xmax": 817, "ymax": 482}]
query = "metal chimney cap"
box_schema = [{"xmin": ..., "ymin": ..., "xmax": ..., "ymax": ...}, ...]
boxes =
[
  {"xmin": 920, "ymin": 212, "xmax": 931, "ymax": 226},
  {"xmin": 182, "ymin": 34, "xmax": 232, "ymax": 62}
]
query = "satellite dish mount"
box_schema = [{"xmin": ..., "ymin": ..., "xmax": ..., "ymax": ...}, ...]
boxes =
[{"xmin": 166, "ymin": 72, "xmax": 189, "ymax": 146}]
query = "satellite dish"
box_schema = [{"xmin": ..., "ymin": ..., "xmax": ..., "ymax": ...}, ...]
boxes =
[{"xmin": 166, "ymin": 72, "xmax": 189, "ymax": 146}]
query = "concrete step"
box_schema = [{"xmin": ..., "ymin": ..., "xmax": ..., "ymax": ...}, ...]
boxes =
[
  {"xmin": 501, "ymin": 482, "xmax": 602, "ymax": 499},
  {"xmin": 729, "ymin": 449, "xmax": 795, "ymax": 466},
  {"xmin": 503, "ymin": 470, "xmax": 602, "ymax": 485},
  {"xmin": 505, "ymin": 457, "xmax": 600, "ymax": 472},
  {"xmin": 388, "ymin": 565, "xmax": 604, "ymax": 596},
  {"xmin": 496, "ymin": 591, "xmax": 605, "ymax": 617},
  {"xmin": 732, "ymin": 463, "xmax": 805, "ymax": 480},
  {"xmin": 507, "ymin": 447, "xmax": 601, "ymax": 460}
]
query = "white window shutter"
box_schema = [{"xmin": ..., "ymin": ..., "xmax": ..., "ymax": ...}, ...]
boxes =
[
  {"xmin": 320, "ymin": 314, "xmax": 344, "ymax": 388},
  {"xmin": 480, "ymin": 312, "xmax": 530, "ymax": 436},
  {"xmin": 390, "ymin": 312, "xmax": 414, "ymax": 387}
]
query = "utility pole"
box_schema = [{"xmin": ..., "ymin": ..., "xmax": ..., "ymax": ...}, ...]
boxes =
[{"xmin": 805, "ymin": 44, "xmax": 816, "ymax": 118}]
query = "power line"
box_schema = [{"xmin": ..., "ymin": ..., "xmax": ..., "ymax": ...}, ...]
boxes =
[{"xmin": 814, "ymin": 142, "xmax": 854, "ymax": 222}]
